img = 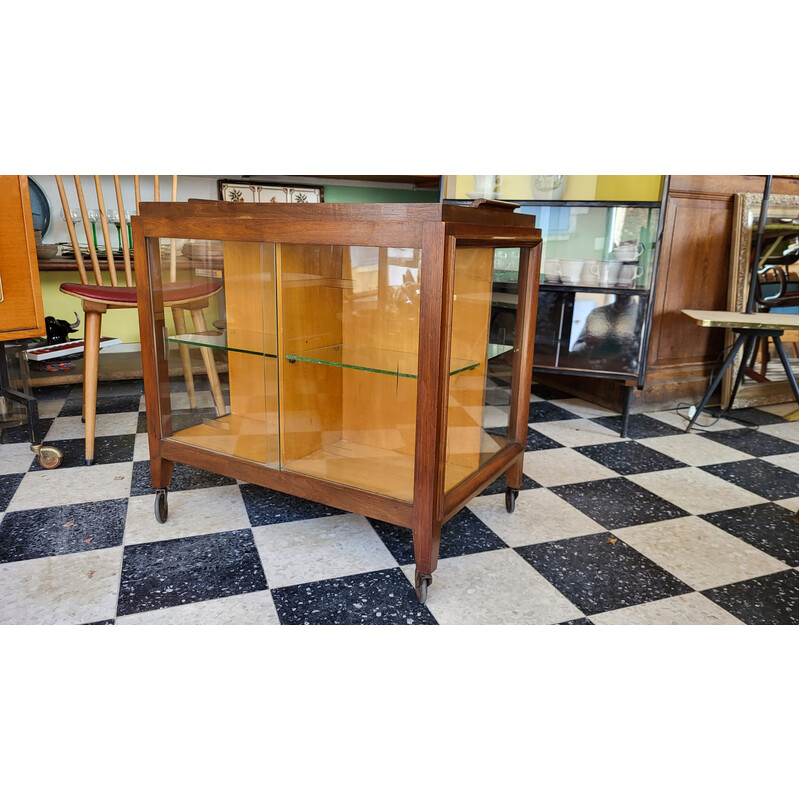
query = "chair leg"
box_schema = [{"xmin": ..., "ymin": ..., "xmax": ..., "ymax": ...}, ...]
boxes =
[
  {"xmin": 82, "ymin": 308, "xmax": 102, "ymax": 465},
  {"xmin": 190, "ymin": 307, "xmax": 226, "ymax": 416},
  {"xmin": 171, "ymin": 308, "xmax": 197, "ymax": 409}
]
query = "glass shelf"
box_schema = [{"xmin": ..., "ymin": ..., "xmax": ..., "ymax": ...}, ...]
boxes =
[
  {"xmin": 169, "ymin": 328, "xmax": 278, "ymax": 358},
  {"xmin": 285, "ymin": 343, "xmax": 513, "ymax": 379}
]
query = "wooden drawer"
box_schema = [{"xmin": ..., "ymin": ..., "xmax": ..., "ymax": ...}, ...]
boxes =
[{"xmin": 0, "ymin": 175, "xmax": 45, "ymax": 341}]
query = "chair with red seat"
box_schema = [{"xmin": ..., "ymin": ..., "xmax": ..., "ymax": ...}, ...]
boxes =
[{"xmin": 54, "ymin": 175, "xmax": 225, "ymax": 464}]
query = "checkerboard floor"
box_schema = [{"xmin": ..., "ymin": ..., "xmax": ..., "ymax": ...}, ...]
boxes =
[{"xmin": 1, "ymin": 375, "xmax": 797, "ymax": 625}]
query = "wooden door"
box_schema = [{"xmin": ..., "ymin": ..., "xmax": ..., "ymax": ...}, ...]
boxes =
[{"xmin": 0, "ymin": 176, "xmax": 45, "ymax": 341}]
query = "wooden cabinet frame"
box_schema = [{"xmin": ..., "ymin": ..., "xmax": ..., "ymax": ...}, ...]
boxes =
[{"xmin": 133, "ymin": 201, "xmax": 541, "ymax": 602}]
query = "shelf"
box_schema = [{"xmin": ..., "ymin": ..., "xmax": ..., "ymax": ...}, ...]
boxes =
[
  {"xmin": 538, "ymin": 283, "xmax": 648, "ymax": 295},
  {"xmin": 285, "ymin": 343, "xmax": 512, "ymax": 379},
  {"xmin": 169, "ymin": 329, "xmax": 278, "ymax": 357}
]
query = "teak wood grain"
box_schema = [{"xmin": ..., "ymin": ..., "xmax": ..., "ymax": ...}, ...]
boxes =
[{"xmin": 134, "ymin": 202, "xmax": 541, "ymax": 596}]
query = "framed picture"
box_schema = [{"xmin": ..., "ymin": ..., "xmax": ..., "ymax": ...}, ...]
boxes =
[
  {"xmin": 218, "ymin": 180, "xmax": 323, "ymax": 204},
  {"xmin": 722, "ymin": 191, "xmax": 799, "ymax": 408}
]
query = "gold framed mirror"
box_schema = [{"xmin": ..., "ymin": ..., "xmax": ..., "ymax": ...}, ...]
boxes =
[{"xmin": 722, "ymin": 192, "xmax": 799, "ymax": 408}]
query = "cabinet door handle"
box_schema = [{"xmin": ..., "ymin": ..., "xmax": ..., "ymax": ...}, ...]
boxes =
[
  {"xmin": 162, "ymin": 327, "xmax": 169, "ymax": 361},
  {"xmin": 0, "ymin": 270, "xmax": 5, "ymax": 303}
]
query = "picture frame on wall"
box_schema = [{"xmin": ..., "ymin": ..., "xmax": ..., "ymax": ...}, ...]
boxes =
[{"xmin": 218, "ymin": 179, "xmax": 323, "ymax": 204}]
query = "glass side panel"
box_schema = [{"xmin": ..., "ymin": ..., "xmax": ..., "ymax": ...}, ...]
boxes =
[
  {"xmin": 278, "ymin": 244, "xmax": 422, "ymax": 501},
  {"xmin": 445, "ymin": 245, "xmax": 514, "ymax": 493},
  {"xmin": 157, "ymin": 237, "xmax": 280, "ymax": 468}
]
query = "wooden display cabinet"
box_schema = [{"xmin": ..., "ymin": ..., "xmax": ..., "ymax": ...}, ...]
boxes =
[{"xmin": 133, "ymin": 201, "xmax": 541, "ymax": 603}]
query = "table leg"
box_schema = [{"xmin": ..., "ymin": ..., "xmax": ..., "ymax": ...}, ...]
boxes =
[
  {"xmin": 773, "ymin": 335, "xmax": 799, "ymax": 401},
  {"xmin": 687, "ymin": 333, "xmax": 747, "ymax": 432}
]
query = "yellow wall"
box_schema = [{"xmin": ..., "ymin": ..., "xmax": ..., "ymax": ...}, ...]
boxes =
[
  {"xmin": 38, "ymin": 272, "xmax": 219, "ymax": 343},
  {"xmin": 450, "ymin": 175, "xmax": 663, "ymax": 202}
]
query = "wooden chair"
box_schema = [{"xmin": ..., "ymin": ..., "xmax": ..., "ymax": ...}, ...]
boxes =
[{"xmin": 55, "ymin": 175, "xmax": 226, "ymax": 464}]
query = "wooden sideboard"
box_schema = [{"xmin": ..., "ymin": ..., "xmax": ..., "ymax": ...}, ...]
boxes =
[{"xmin": 0, "ymin": 176, "xmax": 46, "ymax": 342}]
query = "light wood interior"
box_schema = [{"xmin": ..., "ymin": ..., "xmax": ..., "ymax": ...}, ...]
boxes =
[
  {"xmin": 163, "ymin": 240, "xmax": 497, "ymax": 500},
  {"xmin": 446, "ymin": 246, "xmax": 498, "ymax": 482}
]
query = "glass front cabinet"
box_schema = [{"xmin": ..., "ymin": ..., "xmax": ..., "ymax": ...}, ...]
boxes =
[
  {"xmin": 488, "ymin": 198, "xmax": 668, "ymax": 434},
  {"xmin": 133, "ymin": 201, "xmax": 541, "ymax": 603}
]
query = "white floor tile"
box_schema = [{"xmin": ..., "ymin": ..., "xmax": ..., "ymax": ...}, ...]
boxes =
[
  {"xmin": 36, "ymin": 398, "xmax": 66, "ymax": 418},
  {"xmin": 468, "ymin": 487, "xmax": 604, "ymax": 548},
  {"xmin": 762, "ymin": 453, "xmax": 800, "ymax": 473},
  {"xmin": 645, "ymin": 409, "xmax": 743, "ymax": 432},
  {"xmin": 616, "ymin": 516, "xmax": 790, "ymax": 590},
  {"xmin": 252, "ymin": 514, "xmax": 397, "ymax": 589},
  {"xmin": 522, "ymin": 447, "xmax": 617, "ymax": 486},
  {"xmin": 636, "ymin": 433, "xmax": 747, "ymax": 467},
  {"xmin": 550, "ymin": 397, "xmax": 618, "ymax": 417},
  {"xmin": 533, "ymin": 417, "xmax": 625, "ymax": 447},
  {"xmin": 0, "ymin": 442, "xmax": 36, "ymax": 474},
  {"xmin": 0, "ymin": 547, "xmax": 122, "ymax": 624},
  {"xmin": 124, "ymin": 484, "xmax": 251, "ymax": 546},
  {"xmin": 133, "ymin": 432, "xmax": 150, "ymax": 462},
  {"xmin": 629, "ymin": 467, "xmax": 763, "ymax": 514},
  {"xmin": 775, "ymin": 497, "xmax": 798, "ymax": 513},
  {"xmin": 45, "ymin": 411, "xmax": 139, "ymax": 441},
  {"xmin": 6, "ymin": 462, "xmax": 133, "ymax": 512},
  {"xmin": 762, "ymin": 421, "xmax": 799, "ymax": 444},
  {"xmin": 401, "ymin": 549, "xmax": 581, "ymax": 624},
  {"xmin": 590, "ymin": 592, "xmax": 744, "ymax": 625},
  {"xmin": 116, "ymin": 589, "xmax": 279, "ymax": 625}
]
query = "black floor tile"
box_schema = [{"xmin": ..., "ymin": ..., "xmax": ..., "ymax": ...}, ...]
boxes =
[
  {"xmin": 68, "ymin": 379, "xmax": 143, "ymax": 399},
  {"xmin": 575, "ymin": 440, "xmax": 687, "ymax": 475},
  {"xmin": 700, "ymin": 459, "xmax": 799, "ymax": 501},
  {"xmin": 559, "ymin": 617, "xmax": 594, "ymax": 625},
  {"xmin": 718, "ymin": 407, "xmax": 789, "ymax": 427},
  {"xmin": 531, "ymin": 383, "xmax": 573, "ymax": 400},
  {"xmin": 0, "ymin": 473, "xmax": 24, "ymax": 512},
  {"xmin": 0, "ymin": 418, "xmax": 52, "ymax": 445},
  {"xmin": 525, "ymin": 427, "xmax": 565, "ymax": 452},
  {"xmin": 240, "ymin": 483, "xmax": 346, "ymax": 526},
  {"xmin": 271, "ymin": 568, "xmax": 437, "ymax": 625},
  {"xmin": 550, "ymin": 477, "xmax": 688, "ymax": 530},
  {"xmin": 702, "ymin": 570, "xmax": 798, "ymax": 625},
  {"xmin": 516, "ymin": 532, "xmax": 692, "ymax": 616},
  {"xmin": 33, "ymin": 384, "xmax": 72, "ymax": 401},
  {"xmin": 29, "ymin": 434, "xmax": 135, "ymax": 471},
  {"xmin": 60, "ymin": 394, "xmax": 142, "ymax": 417},
  {"xmin": 0, "ymin": 499, "xmax": 127, "ymax": 563},
  {"xmin": 367, "ymin": 507, "xmax": 508, "ymax": 565},
  {"xmin": 130, "ymin": 460, "xmax": 237, "ymax": 496},
  {"xmin": 591, "ymin": 414, "xmax": 683, "ymax": 439},
  {"xmin": 699, "ymin": 429, "xmax": 798, "ymax": 458},
  {"xmin": 117, "ymin": 529, "xmax": 267, "ymax": 616},
  {"xmin": 485, "ymin": 388, "xmax": 511, "ymax": 406},
  {"xmin": 137, "ymin": 411, "xmax": 149, "ymax": 433},
  {"xmin": 701, "ymin": 503, "xmax": 799, "ymax": 568},
  {"xmin": 528, "ymin": 401, "xmax": 581, "ymax": 424},
  {"xmin": 84, "ymin": 619, "xmax": 115, "ymax": 625},
  {"xmin": 479, "ymin": 473, "xmax": 540, "ymax": 496}
]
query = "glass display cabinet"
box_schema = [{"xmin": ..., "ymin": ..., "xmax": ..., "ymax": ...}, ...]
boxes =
[
  {"xmin": 133, "ymin": 200, "xmax": 541, "ymax": 603},
  {"xmin": 476, "ymin": 196, "xmax": 668, "ymax": 436}
]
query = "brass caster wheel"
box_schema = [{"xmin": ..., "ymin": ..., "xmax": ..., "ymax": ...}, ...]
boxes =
[
  {"xmin": 31, "ymin": 444, "xmax": 63, "ymax": 470},
  {"xmin": 505, "ymin": 488, "xmax": 519, "ymax": 513},
  {"xmin": 414, "ymin": 570, "xmax": 432, "ymax": 604},
  {"xmin": 154, "ymin": 489, "xmax": 169, "ymax": 524}
]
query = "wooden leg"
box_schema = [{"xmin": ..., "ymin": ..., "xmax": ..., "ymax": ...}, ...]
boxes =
[
  {"xmin": 412, "ymin": 513, "xmax": 441, "ymax": 603},
  {"xmin": 190, "ymin": 307, "xmax": 226, "ymax": 416},
  {"xmin": 82, "ymin": 308, "xmax": 102, "ymax": 465},
  {"xmin": 505, "ymin": 453, "xmax": 523, "ymax": 490},
  {"xmin": 171, "ymin": 308, "xmax": 197, "ymax": 409}
]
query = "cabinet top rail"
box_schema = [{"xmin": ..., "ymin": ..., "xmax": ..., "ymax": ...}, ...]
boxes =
[{"xmin": 136, "ymin": 201, "xmax": 542, "ymax": 231}]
